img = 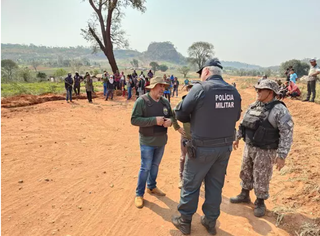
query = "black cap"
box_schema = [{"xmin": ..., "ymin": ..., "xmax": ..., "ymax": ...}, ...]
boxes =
[{"xmin": 196, "ymin": 58, "xmax": 223, "ymax": 74}]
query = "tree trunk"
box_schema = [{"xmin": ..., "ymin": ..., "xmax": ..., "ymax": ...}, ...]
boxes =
[{"xmin": 104, "ymin": 48, "xmax": 118, "ymax": 74}]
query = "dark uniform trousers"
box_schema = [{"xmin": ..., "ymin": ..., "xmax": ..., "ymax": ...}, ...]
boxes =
[{"xmin": 178, "ymin": 145, "xmax": 232, "ymax": 222}]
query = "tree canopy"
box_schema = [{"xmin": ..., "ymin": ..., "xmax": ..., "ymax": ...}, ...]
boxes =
[
  {"xmin": 81, "ymin": 0, "xmax": 146, "ymax": 73},
  {"xmin": 188, "ymin": 42, "xmax": 214, "ymax": 70}
]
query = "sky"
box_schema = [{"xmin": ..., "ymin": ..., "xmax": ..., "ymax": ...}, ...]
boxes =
[{"xmin": 1, "ymin": 0, "xmax": 320, "ymax": 67}]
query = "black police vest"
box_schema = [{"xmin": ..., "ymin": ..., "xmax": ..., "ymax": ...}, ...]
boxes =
[
  {"xmin": 241, "ymin": 100, "xmax": 285, "ymax": 150},
  {"xmin": 139, "ymin": 94, "xmax": 172, "ymax": 137},
  {"xmin": 191, "ymin": 78, "xmax": 241, "ymax": 145}
]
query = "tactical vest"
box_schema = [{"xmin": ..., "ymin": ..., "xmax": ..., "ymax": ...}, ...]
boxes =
[
  {"xmin": 241, "ymin": 100, "xmax": 285, "ymax": 149},
  {"xmin": 139, "ymin": 94, "xmax": 172, "ymax": 137},
  {"xmin": 190, "ymin": 77, "xmax": 241, "ymax": 146}
]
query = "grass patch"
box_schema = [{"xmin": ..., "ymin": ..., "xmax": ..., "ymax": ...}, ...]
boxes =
[
  {"xmin": 0, "ymin": 81, "xmax": 106, "ymax": 97},
  {"xmin": 1, "ymin": 82, "xmax": 65, "ymax": 97},
  {"xmin": 296, "ymin": 222, "xmax": 320, "ymax": 236}
]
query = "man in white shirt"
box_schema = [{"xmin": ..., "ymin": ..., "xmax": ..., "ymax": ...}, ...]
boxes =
[{"xmin": 303, "ymin": 59, "xmax": 320, "ymax": 102}]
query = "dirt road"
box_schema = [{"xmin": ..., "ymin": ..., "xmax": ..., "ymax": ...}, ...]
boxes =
[{"xmin": 1, "ymin": 78, "xmax": 319, "ymax": 236}]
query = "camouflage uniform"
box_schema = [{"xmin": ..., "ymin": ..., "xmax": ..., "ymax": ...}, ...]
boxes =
[{"xmin": 237, "ymin": 79, "xmax": 294, "ymax": 200}]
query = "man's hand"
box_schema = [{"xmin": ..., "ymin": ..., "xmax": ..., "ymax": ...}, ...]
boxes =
[
  {"xmin": 163, "ymin": 118, "xmax": 172, "ymax": 128},
  {"xmin": 156, "ymin": 116, "xmax": 165, "ymax": 126},
  {"xmin": 275, "ymin": 157, "xmax": 285, "ymax": 171},
  {"xmin": 178, "ymin": 128, "xmax": 186, "ymax": 136},
  {"xmin": 233, "ymin": 140, "xmax": 239, "ymax": 150}
]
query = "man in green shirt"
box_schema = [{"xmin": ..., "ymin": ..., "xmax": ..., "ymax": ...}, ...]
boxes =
[{"xmin": 131, "ymin": 76, "xmax": 173, "ymax": 208}]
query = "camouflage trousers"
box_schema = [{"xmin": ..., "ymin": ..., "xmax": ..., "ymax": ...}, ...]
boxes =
[{"xmin": 240, "ymin": 144, "xmax": 277, "ymax": 200}]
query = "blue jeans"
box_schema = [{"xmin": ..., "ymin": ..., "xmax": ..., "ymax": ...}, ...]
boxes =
[
  {"xmin": 66, "ymin": 87, "xmax": 72, "ymax": 101},
  {"xmin": 178, "ymin": 145, "xmax": 232, "ymax": 222},
  {"xmin": 128, "ymin": 86, "xmax": 132, "ymax": 99},
  {"xmin": 103, "ymin": 83, "xmax": 108, "ymax": 96},
  {"xmin": 136, "ymin": 145, "xmax": 165, "ymax": 197}
]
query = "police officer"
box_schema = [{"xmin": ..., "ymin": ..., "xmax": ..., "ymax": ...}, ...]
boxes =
[
  {"xmin": 131, "ymin": 76, "xmax": 173, "ymax": 209},
  {"xmin": 231, "ymin": 79, "xmax": 294, "ymax": 217},
  {"xmin": 172, "ymin": 59, "xmax": 241, "ymax": 235}
]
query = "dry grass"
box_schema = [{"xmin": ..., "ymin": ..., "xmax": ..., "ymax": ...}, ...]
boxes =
[{"xmin": 296, "ymin": 222, "xmax": 320, "ymax": 236}]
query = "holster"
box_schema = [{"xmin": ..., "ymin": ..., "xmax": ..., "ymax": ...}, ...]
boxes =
[{"xmin": 185, "ymin": 140, "xmax": 196, "ymax": 159}]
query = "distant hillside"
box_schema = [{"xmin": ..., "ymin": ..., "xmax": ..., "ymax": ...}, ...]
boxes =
[
  {"xmin": 1, "ymin": 43, "xmax": 266, "ymax": 70},
  {"xmin": 221, "ymin": 61, "xmax": 262, "ymax": 70}
]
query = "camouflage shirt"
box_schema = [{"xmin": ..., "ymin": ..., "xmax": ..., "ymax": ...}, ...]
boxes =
[{"xmin": 237, "ymin": 99, "xmax": 294, "ymax": 159}]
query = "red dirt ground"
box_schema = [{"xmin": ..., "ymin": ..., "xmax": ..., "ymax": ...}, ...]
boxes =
[{"xmin": 1, "ymin": 78, "xmax": 319, "ymax": 236}]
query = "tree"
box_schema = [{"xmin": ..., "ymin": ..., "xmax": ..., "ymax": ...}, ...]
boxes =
[
  {"xmin": 37, "ymin": 72, "xmax": 47, "ymax": 82},
  {"xmin": 1, "ymin": 59, "xmax": 18, "ymax": 82},
  {"xmin": 70, "ymin": 59, "xmax": 83, "ymax": 72},
  {"xmin": 158, "ymin": 64, "xmax": 168, "ymax": 72},
  {"xmin": 280, "ymin": 59, "xmax": 309, "ymax": 77},
  {"xmin": 54, "ymin": 68, "xmax": 67, "ymax": 78},
  {"xmin": 81, "ymin": 0, "xmax": 146, "ymax": 74},
  {"xmin": 178, "ymin": 66, "xmax": 190, "ymax": 78},
  {"xmin": 188, "ymin": 42, "xmax": 214, "ymax": 71},
  {"xmin": 18, "ymin": 67, "xmax": 33, "ymax": 82},
  {"xmin": 149, "ymin": 62, "xmax": 159, "ymax": 74},
  {"xmin": 130, "ymin": 59, "xmax": 139, "ymax": 68},
  {"xmin": 31, "ymin": 60, "xmax": 40, "ymax": 72}
]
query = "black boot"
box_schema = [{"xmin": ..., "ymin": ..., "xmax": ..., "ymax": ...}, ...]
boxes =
[
  {"xmin": 254, "ymin": 198, "xmax": 266, "ymax": 217},
  {"xmin": 200, "ymin": 216, "xmax": 216, "ymax": 235},
  {"xmin": 230, "ymin": 188, "xmax": 251, "ymax": 203},
  {"xmin": 171, "ymin": 216, "xmax": 191, "ymax": 235}
]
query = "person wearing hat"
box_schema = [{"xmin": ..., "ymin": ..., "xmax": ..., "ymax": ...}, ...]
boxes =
[
  {"xmin": 172, "ymin": 58, "xmax": 241, "ymax": 235},
  {"xmin": 64, "ymin": 73, "xmax": 73, "ymax": 103},
  {"xmin": 106, "ymin": 74, "xmax": 115, "ymax": 101},
  {"xmin": 230, "ymin": 79, "xmax": 294, "ymax": 218},
  {"xmin": 303, "ymin": 59, "xmax": 320, "ymax": 102},
  {"xmin": 131, "ymin": 76, "xmax": 173, "ymax": 209}
]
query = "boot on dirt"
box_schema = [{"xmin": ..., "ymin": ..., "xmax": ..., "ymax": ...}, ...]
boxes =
[
  {"xmin": 200, "ymin": 215, "xmax": 216, "ymax": 235},
  {"xmin": 254, "ymin": 198, "xmax": 266, "ymax": 217},
  {"xmin": 147, "ymin": 187, "xmax": 166, "ymax": 196},
  {"xmin": 134, "ymin": 196, "xmax": 144, "ymax": 209},
  {"xmin": 171, "ymin": 216, "xmax": 191, "ymax": 235},
  {"xmin": 230, "ymin": 188, "xmax": 251, "ymax": 203}
]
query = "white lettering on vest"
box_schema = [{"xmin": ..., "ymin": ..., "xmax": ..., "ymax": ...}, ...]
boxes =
[{"xmin": 215, "ymin": 93, "xmax": 235, "ymax": 108}]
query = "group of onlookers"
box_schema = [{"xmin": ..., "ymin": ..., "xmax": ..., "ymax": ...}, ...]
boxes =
[{"xmin": 260, "ymin": 59, "xmax": 319, "ymax": 102}]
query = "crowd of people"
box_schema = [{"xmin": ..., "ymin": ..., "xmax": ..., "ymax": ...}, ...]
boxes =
[{"xmin": 63, "ymin": 69, "xmax": 191, "ymax": 103}]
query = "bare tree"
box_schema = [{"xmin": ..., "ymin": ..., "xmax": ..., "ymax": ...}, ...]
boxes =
[
  {"xmin": 70, "ymin": 59, "xmax": 83, "ymax": 73},
  {"xmin": 31, "ymin": 60, "xmax": 40, "ymax": 72},
  {"xmin": 81, "ymin": 0, "xmax": 146, "ymax": 73},
  {"xmin": 188, "ymin": 42, "xmax": 214, "ymax": 71}
]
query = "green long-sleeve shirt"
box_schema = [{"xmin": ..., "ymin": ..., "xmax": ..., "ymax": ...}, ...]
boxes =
[
  {"xmin": 131, "ymin": 94, "xmax": 173, "ymax": 146},
  {"xmin": 172, "ymin": 101, "xmax": 191, "ymax": 140}
]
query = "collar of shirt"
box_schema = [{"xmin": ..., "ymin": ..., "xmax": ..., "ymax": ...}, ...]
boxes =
[{"xmin": 206, "ymin": 75, "xmax": 223, "ymax": 81}]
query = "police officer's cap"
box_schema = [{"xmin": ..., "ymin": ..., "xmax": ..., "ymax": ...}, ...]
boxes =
[
  {"xmin": 254, "ymin": 79, "xmax": 280, "ymax": 94},
  {"xmin": 196, "ymin": 58, "xmax": 223, "ymax": 74}
]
